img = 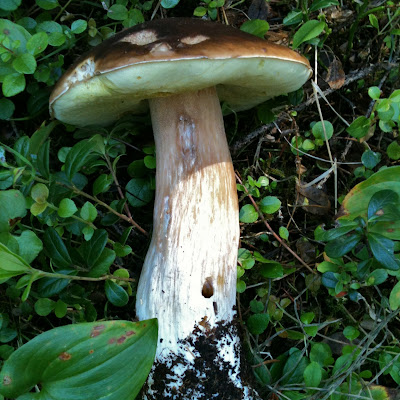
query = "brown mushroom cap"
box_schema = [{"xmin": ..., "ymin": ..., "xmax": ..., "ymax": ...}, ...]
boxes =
[{"xmin": 50, "ymin": 18, "xmax": 312, "ymax": 126}]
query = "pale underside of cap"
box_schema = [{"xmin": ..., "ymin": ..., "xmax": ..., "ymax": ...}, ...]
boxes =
[{"xmin": 50, "ymin": 18, "xmax": 312, "ymax": 127}]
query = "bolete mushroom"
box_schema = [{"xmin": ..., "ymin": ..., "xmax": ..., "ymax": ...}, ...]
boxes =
[{"xmin": 50, "ymin": 18, "xmax": 312, "ymax": 399}]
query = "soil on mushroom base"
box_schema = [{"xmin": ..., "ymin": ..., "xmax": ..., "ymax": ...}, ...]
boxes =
[{"xmin": 139, "ymin": 321, "xmax": 260, "ymax": 399}]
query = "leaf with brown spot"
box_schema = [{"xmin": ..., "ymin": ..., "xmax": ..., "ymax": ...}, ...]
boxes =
[{"xmin": 0, "ymin": 319, "xmax": 157, "ymax": 400}]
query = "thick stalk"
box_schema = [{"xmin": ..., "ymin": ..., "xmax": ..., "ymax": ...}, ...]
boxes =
[{"xmin": 136, "ymin": 88, "xmax": 258, "ymax": 398}]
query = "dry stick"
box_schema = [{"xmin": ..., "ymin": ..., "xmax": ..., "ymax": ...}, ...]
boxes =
[
  {"xmin": 235, "ymin": 172, "xmax": 315, "ymax": 274},
  {"xmin": 231, "ymin": 62, "xmax": 397, "ymax": 155}
]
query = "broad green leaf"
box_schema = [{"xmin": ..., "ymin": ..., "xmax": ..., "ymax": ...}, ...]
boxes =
[
  {"xmin": 247, "ymin": 313, "xmax": 270, "ymax": 335},
  {"xmin": 367, "ymin": 233, "xmax": 399, "ymax": 270},
  {"xmin": 0, "ymin": 19, "xmax": 31, "ymax": 54},
  {"xmin": 281, "ymin": 349, "xmax": 310, "ymax": 384},
  {"xmin": 279, "ymin": 226, "xmax": 289, "ymax": 240},
  {"xmin": 15, "ymin": 230, "xmax": 43, "ymax": 264},
  {"xmin": 34, "ymin": 298, "xmax": 55, "ymax": 316},
  {"xmin": 43, "ymin": 228, "xmax": 73, "ymax": 269},
  {"xmin": 292, "ymin": 20, "xmax": 325, "ymax": 49},
  {"xmin": 300, "ymin": 312, "xmax": 315, "ymax": 324},
  {"xmin": 79, "ymin": 229, "xmax": 108, "ymax": 269},
  {"xmin": 387, "ymin": 141, "xmax": 400, "ymax": 160},
  {"xmin": 2, "ymin": 73, "xmax": 26, "ymax": 97},
  {"xmin": 93, "ymin": 174, "xmax": 113, "ymax": 196},
  {"xmin": 346, "ymin": 116, "xmax": 370, "ymax": 139},
  {"xmin": 31, "ymin": 183, "xmax": 49, "ymax": 204},
  {"xmin": 325, "ymin": 233, "xmax": 362, "ymax": 257},
  {"xmin": 309, "ymin": 0, "xmax": 339, "ymax": 12},
  {"xmin": 368, "ymin": 86, "xmax": 381, "ymax": 100},
  {"xmin": 125, "ymin": 178, "xmax": 154, "ymax": 207},
  {"xmin": 0, "ymin": 319, "xmax": 157, "ymax": 400},
  {"xmin": 107, "ymin": 4, "xmax": 128, "ymax": 20},
  {"xmin": 312, "ymin": 120, "xmax": 333, "ymax": 140},
  {"xmin": 0, "ymin": 243, "xmax": 33, "ymax": 280},
  {"xmin": 361, "ymin": 150, "xmax": 381, "ymax": 169},
  {"xmin": 366, "ymin": 269, "xmax": 388, "ymax": 286},
  {"xmin": 64, "ymin": 140, "xmax": 96, "ymax": 181},
  {"xmin": 12, "ymin": 53, "xmax": 36, "ymax": 74},
  {"xmin": 36, "ymin": 0, "xmax": 59, "ymax": 10},
  {"xmin": 105, "ymin": 280, "xmax": 129, "ymax": 306},
  {"xmin": 54, "ymin": 299, "xmax": 67, "ymax": 318},
  {"xmin": 144, "ymin": 155, "xmax": 156, "ymax": 169},
  {"xmin": 367, "ymin": 189, "xmax": 399, "ymax": 220},
  {"xmin": 71, "ymin": 19, "xmax": 87, "ymax": 34},
  {"xmin": 321, "ymin": 271, "xmax": 338, "ymax": 289},
  {"xmin": 81, "ymin": 202, "xmax": 97, "ymax": 222},
  {"xmin": 0, "ymin": 190, "xmax": 27, "ymax": 232},
  {"xmin": 283, "ymin": 10, "xmax": 303, "ymax": 26},
  {"xmin": 240, "ymin": 19, "xmax": 270, "ymax": 38},
  {"xmin": 389, "ymin": 281, "xmax": 400, "ymax": 310},
  {"xmin": 310, "ymin": 342, "xmax": 333, "ymax": 367},
  {"xmin": 58, "ymin": 198, "xmax": 78, "ymax": 218},
  {"xmin": 260, "ymin": 196, "xmax": 281, "ymax": 214},
  {"xmin": 259, "ymin": 262, "xmax": 284, "ymax": 278},
  {"xmin": 0, "ymin": 0, "xmax": 21, "ymax": 11},
  {"xmin": 0, "ymin": 98, "xmax": 15, "ymax": 119},
  {"xmin": 26, "ymin": 32, "xmax": 48, "ymax": 55},
  {"xmin": 29, "ymin": 121, "xmax": 57, "ymax": 157},
  {"xmin": 36, "ymin": 269, "xmax": 77, "ymax": 297},
  {"xmin": 193, "ymin": 6, "xmax": 207, "ymax": 16},
  {"xmin": 332, "ymin": 353, "xmax": 353, "ymax": 375},
  {"xmin": 86, "ymin": 248, "xmax": 116, "ymax": 278},
  {"xmin": 314, "ymin": 223, "xmax": 359, "ymax": 242},
  {"xmin": 303, "ymin": 361, "xmax": 322, "ymax": 387},
  {"xmin": 338, "ymin": 166, "xmax": 400, "ymax": 239},
  {"xmin": 161, "ymin": 0, "xmax": 180, "ymax": 8},
  {"xmin": 343, "ymin": 326, "xmax": 360, "ymax": 341},
  {"xmin": 239, "ymin": 204, "xmax": 258, "ymax": 223}
]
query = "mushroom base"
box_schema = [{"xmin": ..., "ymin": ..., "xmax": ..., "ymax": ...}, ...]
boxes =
[{"xmin": 139, "ymin": 321, "xmax": 261, "ymax": 400}]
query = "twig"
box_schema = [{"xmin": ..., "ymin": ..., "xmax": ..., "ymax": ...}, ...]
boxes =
[
  {"xmin": 231, "ymin": 62, "xmax": 397, "ymax": 155},
  {"xmin": 235, "ymin": 172, "xmax": 315, "ymax": 274}
]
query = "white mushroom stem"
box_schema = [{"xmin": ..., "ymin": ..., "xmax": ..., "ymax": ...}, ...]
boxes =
[
  {"xmin": 136, "ymin": 87, "xmax": 257, "ymax": 397},
  {"xmin": 137, "ymin": 86, "xmax": 239, "ymax": 351}
]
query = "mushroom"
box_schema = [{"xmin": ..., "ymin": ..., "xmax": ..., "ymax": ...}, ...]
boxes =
[{"xmin": 50, "ymin": 18, "xmax": 312, "ymax": 399}]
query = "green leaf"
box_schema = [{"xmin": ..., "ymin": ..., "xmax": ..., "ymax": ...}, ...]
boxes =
[
  {"xmin": 105, "ymin": 280, "xmax": 129, "ymax": 306},
  {"xmin": 325, "ymin": 233, "xmax": 362, "ymax": 257},
  {"xmin": 79, "ymin": 229, "xmax": 108, "ymax": 269},
  {"xmin": 0, "ymin": 189, "xmax": 27, "ymax": 232},
  {"xmin": 283, "ymin": 10, "xmax": 303, "ymax": 26},
  {"xmin": 346, "ymin": 116, "xmax": 370, "ymax": 139},
  {"xmin": 369, "ymin": 13, "xmax": 379, "ymax": 30},
  {"xmin": 93, "ymin": 174, "xmax": 113, "ymax": 196},
  {"xmin": 15, "ymin": 230, "xmax": 43, "ymax": 264},
  {"xmin": 366, "ymin": 269, "xmax": 388, "ymax": 286},
  {"xmin": 239, "ymin": 204, "xmax": 258, "ymax": 223},
  {"xmin": 312, "ymin": 120, "xmax": 334, "ymax": 140},
  {"xmin": 361, "ymin": 150, "xmax": 381, "ymax": 169},
  {"xmin": 304, "ymin": 361, "xmax": 322, "ymax": 387},
  {"xmin": 0, "ymin": 243, "xmax": 33, "ymax": 280},
  {"xmin": 368, "ymin": 86, "xmax": 381, "ymax": 100},
  {"xmin": 58, "ymin": 198, "xmax": 78, "ymax": 218},
  {"xmin": 279, "ymin": 226, "xmax": 289, "ymax": 240},
  {"xmin": 161, "ymin": 0, "xmax": 180, "ymax": 8},
  {"xmin": 260, "ymin": 196, "xmax": 281, "ymax": 214},
  {"xmin": 12, "ymin": 53, "xmax": 36, "ymax": 74},
  {"xmin": 0, "ymin": 98, "xmax": 15, "ymax": 120},
  {"xmin": 71, "ymin": 19, "xmax": 87, "ymax": 34},
  {"xmin": 43, "ymin": 228, "xmax": 72, "ymax": 269},
  {"xmin": 144, "ymin": 155, "xmax": 156, "ymax": 169},
  {"xmin": 367, "ymin": 189, "xmax": 398, "ymax": 220},
  {"xmin": 240, "ymin": 19, "xmax": 270, "ymax": 38},
  {"xmin": 300, "ymin": 312, "xmax": 315, "ymax": 324},
  {"xmin": 389, "ymin": 281, "xmax": 400, "ymax": 310},
  {"xmin": 34, "ymin": 298, "xmax": 55, "ymax": 316},
  {"xmin": 247, "ymin": 313, "xmax": 270, "ymax": 335},
  {"xmin": 387, "ymin": 141, "xmax": 400, "ymax": 160},
  {"xmin": 81, "ymin": 202, "xmax": 97, "ymax": 222},
  {"xmin": 2, "ymin": 73, "xmax": 25, "ymax": 97},
  {"xmin": 0, "ymin": 319, "xmax": 157, "ymax": 400},
  {"xmin": 0, "ymin": 19, "xmax": 31, "ymax": 54},
  {"xmin": 37, "ymin": 269, "xmax": 77, "ymax": 297},
  {"xmin": 31, "ymin": 183, "xmax": 49, "ymax": 204},
  {"xmin": 0, "ymin": 0, "xmax": 21, "ymax": 11},
  {"xmin": 282, "ymin": 349, "xmax": 310, "ymax": 385},
  {"xmin": 292, "ymin": 20, "xmax": 325, "ymax": 49},
  {"xmin": 321, "ymin": 271, "xmax": 339, "ymax": 289},
  {"xmin": 107, "ymin": 4, "xmax": 128, "ymax": 20},
  {"xmin": 309, "ymin": 0, "xmax": 339, "ymax": 12},
  {"xmin": 126, "ymin": 178, "xmax": 154, "ymax": 207},
  {"xmin": 36, "ymin": 0, "xmax": 59, "ymax": 10},
  {"xmin": 310, "ymin": 342, "xmax": 333, "ymax": 367},
  {"xmin": 64, "ymin": 139, "xmax": 95, "ymax": 181},
  {"xmin": 332, "ymin": 353, "xmax": 353, "ymax": 375},
  {"xmin": 259, "ymin": 262, "xmax": 284, "ymax": 278},
  {"xmin": 343, "ymin": 326, "xmax": 360, "ymax": 341},
  {"xmin": 367, "ymin": 233, "xmax": 399, "ymax": 270},
  {"xmin": 193, "ymin": 6, "xmax": 207, "ymax": 16},
  {"xmin": 26, "ymin": 32, "xmax": 48, "ymax": 55}
]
